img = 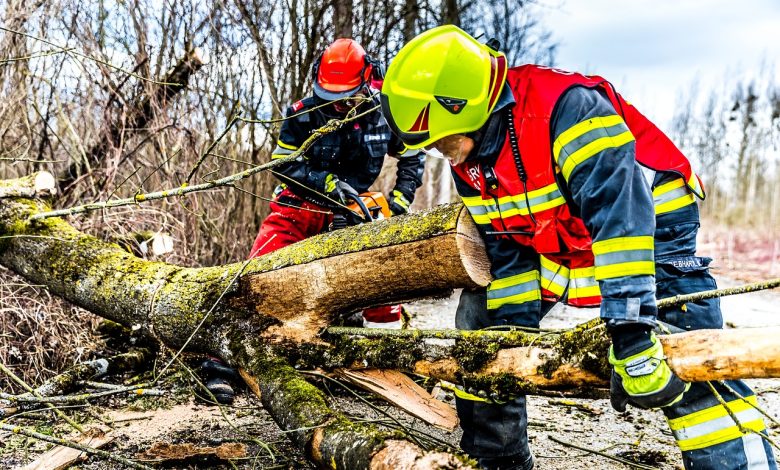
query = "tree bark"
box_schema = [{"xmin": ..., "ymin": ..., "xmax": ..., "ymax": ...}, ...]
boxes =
[
  {"xmin": 3, "ymin": 177, "xmax": 780, "ymax": 467},
  {"xmin": 0, "ymin": 186, "xmax": 485, "ymax": 469}
]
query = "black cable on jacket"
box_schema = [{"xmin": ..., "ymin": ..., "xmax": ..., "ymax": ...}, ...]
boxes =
[{"xmin": 505, "ymin": 108, "xmax": 537, "ymax": 225}]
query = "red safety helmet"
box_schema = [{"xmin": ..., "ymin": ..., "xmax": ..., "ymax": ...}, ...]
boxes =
[{"xmin": 313, "ymin": 38, "xmax": 373, "ymax": 101}]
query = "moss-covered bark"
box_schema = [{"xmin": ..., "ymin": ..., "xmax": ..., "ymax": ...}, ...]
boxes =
[{"xmin": 0, "ymin": 194, "xmax": 480, "ymax": 469}]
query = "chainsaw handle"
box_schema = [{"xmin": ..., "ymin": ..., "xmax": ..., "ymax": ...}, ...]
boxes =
[{"xmin": 343, "ymin": 193, "xmax": 373, "ymax": 223}]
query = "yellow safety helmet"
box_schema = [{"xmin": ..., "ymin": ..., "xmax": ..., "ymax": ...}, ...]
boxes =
[{"xmin": 380, "ymin": 25, "xmax": 508, "ymax": 149}]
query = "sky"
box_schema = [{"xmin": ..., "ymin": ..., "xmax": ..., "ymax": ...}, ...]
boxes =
[{"xmin": 543, "ymin": 0, "xmax": 780, "ymax": 128}]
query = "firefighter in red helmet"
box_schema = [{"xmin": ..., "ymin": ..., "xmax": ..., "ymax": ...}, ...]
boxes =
[
  {"xmin": 200, "ymin": 40, "xmax": 425, "ymax": 406},
  {"xmin": 248, "ymin": 38, "xmax": 425, "ymax": 327}
]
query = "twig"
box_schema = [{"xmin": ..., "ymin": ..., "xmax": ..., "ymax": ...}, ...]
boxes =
[
  {"xmin": 0, "ymin": 26, "xmax": 180, "ymax": 86},
  {"xmin": 547, "ymin": 435, "xmax": 657, "ymax": 470},
  {"xmin": 0, "ymin": 47, "xmax": 74, "ymax": 65},
  {"xmin": 184, "ymin": 95, "xmax": 375, "ymax": 183},
  {"xmin": 0, "ymin": 362, "xmax": 83, "ymax": 432},
  {"xmin": 29, "ymin": 105, "xmax": 379, "ymax": 220},
  {"xmin": 720, "ymin": 380, "xmax": 780, "ymax": 429},
  {"xmin": 0, "ymin": 423, "xmax": 153, "ymax": 470},
  {"xmin": 705, "ymin": 381, "xmax": 780, "ymax": 452},
  {"xmin": 656, "ymin": 278, "xmax": 780, "ymax": 309},
  {"xmin": 1, "ymin": 383, "xmax": 163, "ymax": 404},
  {"xmin": 324, "ymin": 326, "xmax": 552, "ymax": 339}
]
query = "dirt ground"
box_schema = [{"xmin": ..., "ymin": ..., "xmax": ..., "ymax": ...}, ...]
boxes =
[{"xmin": 2, "ymin": 273, "xmax": 780, "ymax": 469}]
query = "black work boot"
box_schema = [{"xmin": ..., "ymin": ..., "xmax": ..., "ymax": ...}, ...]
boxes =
[
  {"xmin": 199, "ymin": 358, "xmax": 241, "ymax": 405},
  {"xmin": 477, "ymin": 453, "xmax": 534, "ymax": 470}
]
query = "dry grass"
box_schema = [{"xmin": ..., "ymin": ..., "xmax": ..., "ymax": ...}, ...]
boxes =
[
  {"xmin": 699, "ymin": 220, "xmax": 780, "ymax": 282},
  {"xmin": 0, "ymin": 266, "xmax": 103, "ymax": 393}
]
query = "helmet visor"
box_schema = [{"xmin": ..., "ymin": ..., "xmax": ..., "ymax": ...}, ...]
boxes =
[{"xmin": 380, "ymin": 93, "xmax": 431, "ymax": 148}]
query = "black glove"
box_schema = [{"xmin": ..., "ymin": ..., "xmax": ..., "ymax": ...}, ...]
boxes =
[
  {"xmin": 388, "ymin": 189, "xmax": 411, "ymax": 215},
  {"xmin": 324, "ymin": 174, "xmax": 360, "ymax": 204}
]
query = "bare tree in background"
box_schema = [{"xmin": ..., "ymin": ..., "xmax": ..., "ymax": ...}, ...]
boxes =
[
  {"xmin": 670, "ymin": 65, "xmax": 780, "ymax": 232},
  {"xmin": 0, "ymin": 0, "xmax": 559, "ymax": 266}
]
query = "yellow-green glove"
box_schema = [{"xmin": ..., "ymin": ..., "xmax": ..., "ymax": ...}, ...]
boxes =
[
  {"xmin": 388, "ymin": 189, "xmax": 411, "ymax": 215},
  {"xmin": 609, "ymin": 333, "xmax": 690, "ymax": 412}
]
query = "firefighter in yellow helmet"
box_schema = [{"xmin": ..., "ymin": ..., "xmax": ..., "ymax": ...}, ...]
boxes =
[{"xmin": 382, "ymin": 25, "xmax": 775, "ymax": 470}]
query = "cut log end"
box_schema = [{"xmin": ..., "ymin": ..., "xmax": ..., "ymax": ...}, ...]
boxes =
[
  {"xmin": 455, "ymin": 207, "xmax": 491, "ymax": 287},
  {"xmin": 0, "ymin": 171, "xmax": 57, "ymax": 199}
]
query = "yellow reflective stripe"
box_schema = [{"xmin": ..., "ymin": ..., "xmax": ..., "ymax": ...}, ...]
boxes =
[
  {"xmin": 569, "ymin": 284, "xmax": 601, "ymax": 299},
  {"xmin": 653, "ymin": 177, "xmax": 686, "ymax": 196},
  {"xmin": 656, "ymin": 193, "xmax": 696, "ymax": 215},
  {"xmin": 668, "ymin": 395, "xmax": 768, "ymax": 451},
  {"xmin": 592, "ymin": 236, "xmax": 654, "ymax": 280},
  {"xmin": 469, "ymin": 213, "xmax": 492, "ymax": 225},
  {"xmin": 676, "ymin": 418, "xmax": 766, "ymax": 451},
  {"xmin": 488, "ymin": 271, "xmax": 539, "ymax": 290},
  {"xmin": 553, "ymin": 115, "xmax": 636, "ymax": 180},
  {"xmin": 568, "ymin": 267, "xmax": 601, "ymax": 299},
  {"xmin": 487, "ymin": 290, "xmax": 541, "ymax": 310},
  {"xmin": 276, "ymin": 140, "xmax": 298, "ymax": 151},
  {"xmin": 687, "ymin": 173, "xmax": 705, "ymax": 198},
  {"xmin": 594, "ymin": 261, "xmax": 655, "ymax": 280},
  {"xmin": 553, "ymin": 115, "xmax": 626, "ymax": 155},
  {"xmin": 679, "ymin": 418, "xmax": 766, "ymax": 451},
  {"xmin": 653, "ymin": 178, "xmax": 696, "ymax": 215},
  {"xmin": 669, "ymin": 395, "xmax": 758, "ymax": 431},
  {"xmin": 539, "ymin": 256, "xmax": 569, "ymax": 296},
  {"xmin": 460, "ymin": 183, "xmax": 565, "ymax": 225},
  {"xmin": 560, "ymin": 130, "xmax": 635, "ymax": 180},
  {"xmin": 592, "ymin": 236, "xmax": 655, "ymax": 255},
  {"xmin": 487, "ymin": 271, "xmax": 541, "ymax": 310}
]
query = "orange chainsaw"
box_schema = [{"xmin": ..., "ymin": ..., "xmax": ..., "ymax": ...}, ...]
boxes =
[{"xmin": 330, "ymin": 191, "xmax": 392, "ymax": 230}]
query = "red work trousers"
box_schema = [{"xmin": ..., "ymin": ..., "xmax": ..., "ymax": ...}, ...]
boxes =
[{"xmin": 248, "ymin": 189, "xmax": 402, "ymax": 324}]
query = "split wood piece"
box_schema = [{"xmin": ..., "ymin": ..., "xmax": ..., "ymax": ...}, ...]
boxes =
[
  {"xmin": 0, "ymin": 172, "xmax": 56, "ymax": 199},
  {"xmin": 59, "ymin": 48, "xmax": 205, "ymax": 192},
  {"xmin": 333, "ymin": 368, "xmax": 458, "ymax": 431},
  {"xmin": 19, "ymin": 427, "xmax": 115, "ymax": 470}
]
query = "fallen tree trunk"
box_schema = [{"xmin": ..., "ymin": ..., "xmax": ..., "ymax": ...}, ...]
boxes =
[
  {"xmin": 0, "ymin": 179, "xmax": 485, "ymax": 469},
  {"xmin": 2, "ymin": 174, "xmax": 779, "ymax": 467}
]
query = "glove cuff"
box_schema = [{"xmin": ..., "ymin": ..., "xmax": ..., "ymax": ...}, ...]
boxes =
[{"xmin": 608, "ymin": 324, "xmax": 653, "ymax": 360}]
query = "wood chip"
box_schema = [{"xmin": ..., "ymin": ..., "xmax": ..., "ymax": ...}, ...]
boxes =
[
  {"xmin": 136, "ymin": 441, "xmax": 246, "ymax": 462},
  {"xmin": 334, "ymin": 368, "xmax": 458, "ymax": 430},
  {"xmin": 20, "ymin": 427, "xmax": 114, "ymax": 470}
]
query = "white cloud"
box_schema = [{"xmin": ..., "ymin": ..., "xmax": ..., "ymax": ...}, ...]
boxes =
[{"xmin": 543, "ymin": 0, "xmax": 780, "ymax": 127}]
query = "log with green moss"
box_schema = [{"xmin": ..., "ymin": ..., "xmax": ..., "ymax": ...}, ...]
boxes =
[
  {"xmin": 0, "ymin": 176, "xmax": 483, "ymax": 469},
  {"xmin": 4, "ymin": 174, "xmax": 780, "ymax": 468}
]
